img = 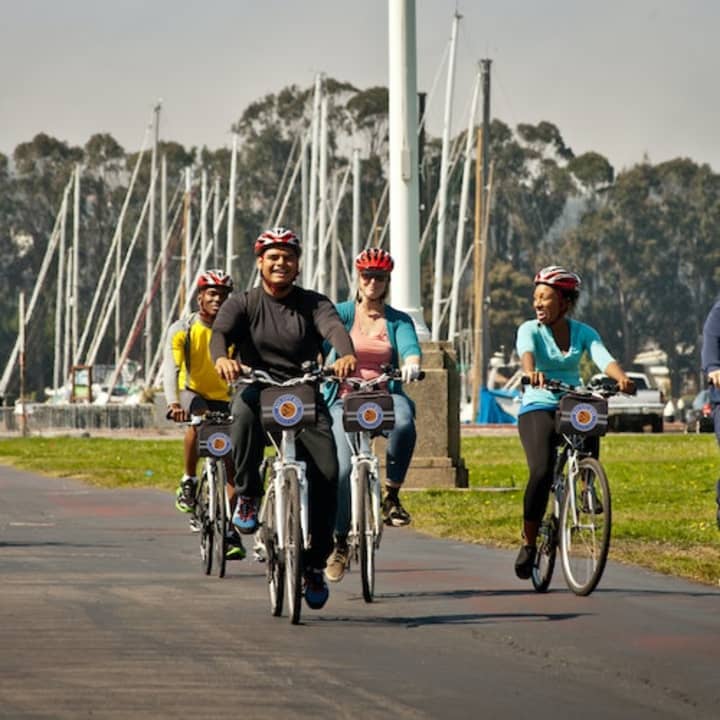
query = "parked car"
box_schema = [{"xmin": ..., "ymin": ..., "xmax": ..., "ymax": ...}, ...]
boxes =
[
  {"xmin": 684, "ymin": 389, "xmax": 714, "ymax": 434},
  {"xmin": 590, "ymin": 371, "xmax": 665, "ymax": 433}
]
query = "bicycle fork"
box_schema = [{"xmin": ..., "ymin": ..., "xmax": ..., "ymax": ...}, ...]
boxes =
[
  {"xmin": 273, "ymin": 430, "xmax": 310, "ymax": 551},
  {"xmin": 349, "ymin": 433, "xmax": 382, "ymax": 543}
]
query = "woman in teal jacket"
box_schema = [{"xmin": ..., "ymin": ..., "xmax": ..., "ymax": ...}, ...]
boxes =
[{"xmin": 323, "ymin": 248, "xmax": 422, "ymax": 583}]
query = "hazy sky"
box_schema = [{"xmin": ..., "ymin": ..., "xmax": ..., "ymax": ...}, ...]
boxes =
[{"xmin": 2, "ymin": 0, "xmax": 719, "ymax": 173}]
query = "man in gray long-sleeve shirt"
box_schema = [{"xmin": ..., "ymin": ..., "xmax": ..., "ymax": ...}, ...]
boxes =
[
  {"xmin": 211, "ymin": 227, "xmax": 356, "ymax": 609},
  {"xmin": 700, "ymin": 297, "xmax": 720, "ymax": 528}
]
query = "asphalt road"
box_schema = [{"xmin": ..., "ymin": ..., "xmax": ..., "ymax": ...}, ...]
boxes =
[{"xmin": 1, "ymin": 465, "xmax": 718, "ymax": 720}]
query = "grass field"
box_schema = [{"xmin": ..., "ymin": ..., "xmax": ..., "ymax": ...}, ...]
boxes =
[{"xmin": 0, "ymin": 433, "xmax": 718, "ymax": 586}]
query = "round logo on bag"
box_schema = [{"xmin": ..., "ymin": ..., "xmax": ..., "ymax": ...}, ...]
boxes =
[
  {"xmin": 357, "ymin": 401, "xmax": 384, "ymax": 430},
  {"xmin": 272, "ymin": 394, "xmax": 304, "ymax": 427},
  {"xmin": 207, "ymin": 432, "xmax": 232, "ymax": 457},
  {"xmin": 569, "ymin": 403, "xmax": 598, "ymax": 432}
]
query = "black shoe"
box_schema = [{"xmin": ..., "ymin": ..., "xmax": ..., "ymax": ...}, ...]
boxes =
[
  {"xmin": 581, "ymin": 490, "xmax": 603, "ymax": 515},
  {"xmin": 382, "ymin": 495, "xmax": 411, "ymax": 527},
  {"xmin": 514, "ymin": 545, "xmax": 537, "ymax": 580}
]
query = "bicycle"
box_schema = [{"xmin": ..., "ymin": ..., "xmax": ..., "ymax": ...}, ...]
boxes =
[
  {"xmin": 326, "ymin": 365, "xmax": 424, "ymax": 602},
  {"xmin": 527, "ymin": 378, "xmax": 619, "ymax": 596},
  {"xmin": 241, "ymin": 364, "xmax": 327, "ymax": 625},
  {"xmin": 189, "ymin": 411, "xmax": 235, "ymax": 579}
]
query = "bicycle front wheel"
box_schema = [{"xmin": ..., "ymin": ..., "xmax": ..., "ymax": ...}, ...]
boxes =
[
  {"xmin": 284, "ymin": 468, "xmax": 303, "ymax": 625},
  {"xmin": 196, "ymin": 471, "xmax": 213, "ymax": 576},
  {"xmin": 559, "ymin": 457, "xmax": 611, "ymax": 596},
  {"xmin": 214, "ymin": 461, "xmax": 228, "ymax": 579},
  {"xmin": 358, "ymin": 464, "xmax": 376, "ymax": 603},
  {"xmin": 532, "ymin": 514, "xmax": 558, "ymax": 593},
  {"xmin": 262, "ymin": 486, "xmax": 284, "ymax": 617}
]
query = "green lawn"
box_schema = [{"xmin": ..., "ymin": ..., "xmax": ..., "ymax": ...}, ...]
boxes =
[{"xmin": 0, "ymin": 433, "xmax": 718, "ymax": 585}]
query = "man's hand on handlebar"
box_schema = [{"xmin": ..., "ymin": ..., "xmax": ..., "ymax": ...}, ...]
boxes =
[
  {"xmin": 167, "ymin": 402, "xmax": 189, "ymax": 423},
  {"xmin": 215, "ymin": 357, "xmax": 244, "ymax": 383},
  {"xmin": 332, "ymin": 354, "xmax": 357, "ymax": 379}
]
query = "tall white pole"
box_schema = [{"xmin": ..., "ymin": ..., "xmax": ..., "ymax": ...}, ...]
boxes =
[
  {"xmin": 72, "ymin": 163, "xmax": 81, "ymax": 364},
  {"xmin": 145, "ymin": 101, "xmax": 161, "ymax": 379},
  {"xmin": 301, "ymin": 139, "xmax": 308, "ymax": 259},
  {"xmin": 63, "ymin": 247, "xmax": 72, "ymax": 383},
  {"xmin": 388, "ymin": 0, "xmax": 429, "ymax": 337},
  {"xmin": 226, "ymin": 132, "xmax": 238, "ymax": 277},
  {"xmin": 317, "ymin": 96, "xmax": 329, "ymax": 293},
  {"xmin": 114, "ymin": 214, "xmax": 122, "ymax": 363},
  {"xmin": 18, "ymin": 292, "xmax": 27, "ymax": 435},
  {"xmin": 448, "ymin": 68, "xmax": 481, "ymax": 342},
  {"xmin": 330, "ymin": 170, "xmax": 339, "ymax": 301},
  {"xmin": 431, "ymin": 11, "xmax": 460, "ymax": 341},
  {"xmin": 185, "ymin": 167, "xmax": 193, "ymax": 301},
  {"xmin": 160, "ymin": 154, "xmax": 168, "ymax": 334},
  {"xmin": 201, "ymin": 169, "xmax": 208, "ymax": 265},
  {"xmin": 304, "ymin": 74, "xmax": 322, "ymax": 287},
  {"xmin": 352, "ymin": 148, "xmax": 361, "ymax": 271},
  {"xmin": 213, "ymin": 176, "xmax": 220, "ymax": 268},
  {"xmin": 53, "ymin": 189, "xmax": 69, "ymax": 391}
]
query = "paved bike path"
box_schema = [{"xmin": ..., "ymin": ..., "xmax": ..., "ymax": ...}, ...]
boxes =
[{"xmin": 1, "ymin": 465, "xmax": 718, "ymax": 719}]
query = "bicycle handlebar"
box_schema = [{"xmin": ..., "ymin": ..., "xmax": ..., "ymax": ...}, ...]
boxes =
[
  {"xmin": 325, "ymin": 364, "xmax": 425, "ymax": 391},
  {"xmin": 521, "ymin": 376, "xmax": 622, "ymax": 398}
]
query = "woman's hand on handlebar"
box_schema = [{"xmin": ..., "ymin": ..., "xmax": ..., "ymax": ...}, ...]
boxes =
[
  {"xmin": 617, "ymin": 375, "xmax": 636, "ymax": 395},
  {"xmin": 708, "ymin": 370, "xmax": 720, "ymax": 387},
  {"xmin": 524, "ymin": 370, "xmax": 546, "ymax": 387},
  {"xmin": 331, "ymin": 354, "xmax": 357, "ymax": 379}
]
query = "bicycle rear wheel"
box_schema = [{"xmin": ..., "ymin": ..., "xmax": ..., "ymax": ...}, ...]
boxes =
[
  {"xmin": 358, "ymin": 465, "xmax": 376, "ymax": 603},
  {"xmin": 196, "ymin": 471, "xmax": 213, "ymax": 576},
  {"xmin": 213, "ymin": 461, "xmax": 228, "ymax": 579},
  {"xmin": 284, "ymin": 468, "xmax": 303, "ymax": 625},
  {"xmin": 262, "ymin": 486, "xmax": 284, "ymax": 617},
  {"xmin": 559, "ymin": 457, "xmax": 611, "ymax": 596}
]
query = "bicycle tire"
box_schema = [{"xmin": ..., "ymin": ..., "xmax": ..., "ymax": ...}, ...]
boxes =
[
  {"xmin": 559, "ymin": 457, "xmax": 612, "ymax": 596},
  {"xmin": 263, "ymin": 486, "xmax": 284, "ymax": 617},
  {"xmin": 197, "ymin": 470, "xmax": 213, "ymax": 576},
  {"xmin": 284, "ymin": 468, "xmax": 303, "ymax": 625},
  {"xmin": 358, "ymin": 464, "xmax": 376, "ymax": 603},
  {"xmin": 531, "ymin": 514, "xmax": 557, "ymax": 593},
  {"xmin": 214, "ymin": 461, "xmax": 228, "ymax": 579}
]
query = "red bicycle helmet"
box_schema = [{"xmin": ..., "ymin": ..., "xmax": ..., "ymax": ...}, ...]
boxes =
[
  {"xmin": 534, "ymin": 265, "xmax": 581, "ymax": 292},
  {"xmin": 197, "ymin": 268, "xmax": 234, "ymax": 291},
  {"xmin": 254, "ymin": 226, "xmax": 301, "ymax": 256},
  {"xmin": 355, "ymin": 248, "xmax": 394, "ymax": 273}
]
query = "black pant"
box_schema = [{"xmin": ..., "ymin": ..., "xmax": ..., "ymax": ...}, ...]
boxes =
[
  {"xmin": 517, "ymin": 409, "xmax": 599, "ymax": 523},
  {"xmin": 229, "ymin": 384, "xmax": 338, "ymax": 568}
]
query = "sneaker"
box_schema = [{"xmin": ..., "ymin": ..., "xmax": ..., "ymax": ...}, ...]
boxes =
[
  {"xmin": 514, "ymin": 544, "xmax": 537, "ymax": 580},
  {"xmin": 175, "ymin": 475, "xmax": 197, "ymax": 513},
  {"xmin": 225, "ymin": 535, "xmax": 246, "ymax": 561},
  {"xmin": 232, "ymin": 496, "xmax": 259, "ymax": 534},
  {"xmin": 303, "ymin": 568, "xmax": 329, "ymax": 609},
  {"xmin": 382, "ymin": 495, "xmax": 411, "ymax": 527},
  {"xmin": 325, "ymin": 541, "xmax": 349, "ymax": 583}
]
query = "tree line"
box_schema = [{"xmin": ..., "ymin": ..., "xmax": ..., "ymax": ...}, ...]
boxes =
[{"xmin": 2, "ymin": 78, "xmax": 718, "ymax": 400}]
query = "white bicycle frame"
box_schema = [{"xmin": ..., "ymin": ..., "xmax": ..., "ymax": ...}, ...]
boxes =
[
  {"xmin": 268, "ymin": 428, "xmax": 311, "ymax": 552},
  {"xmin": 192, "ymin": 414, "xmax": 232, "ymax": 525},
  {"xmin": 346, "ymin": 431, "xmax": 383, "ymax": 549}
]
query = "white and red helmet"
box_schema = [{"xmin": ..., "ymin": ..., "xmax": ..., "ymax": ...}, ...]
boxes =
[
  {"xmin": 254, "ymin": 227, "xmax": 301, "ymax": 257},
  {"xmin": 197, "ymin": 268, "xmax": 234, "ymax": 291},
  {"xmin": 355, "ymin": 247, "xmax": 394, "ymax": 273},
  {"xmin": 534, "ymin": 265, "xmax": 581, "ymax": 292}
]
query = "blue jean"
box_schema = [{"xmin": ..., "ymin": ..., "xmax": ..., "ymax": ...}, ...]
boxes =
[{"xmin": 329, "ymin": 393, "xmax": 416, "ymax": 539}]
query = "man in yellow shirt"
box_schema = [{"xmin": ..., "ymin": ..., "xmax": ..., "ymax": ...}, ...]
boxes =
[{"xmin": 163, "ymin": 269, "xmax": 242, "ymax": 556}]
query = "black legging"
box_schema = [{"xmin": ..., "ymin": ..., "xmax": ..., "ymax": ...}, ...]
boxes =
[
  {"xmin": 518, "ymin": 409, "xmax": 599, "ymax": 523},
  {"xmin": 229, "ymin": 383, "xmax": 338, "ymax": 569}
]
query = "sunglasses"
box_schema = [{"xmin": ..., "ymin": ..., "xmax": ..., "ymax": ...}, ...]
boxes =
[{"xmin": 360, "ymin": 272, "xmax": 388, "ymax": 282}]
